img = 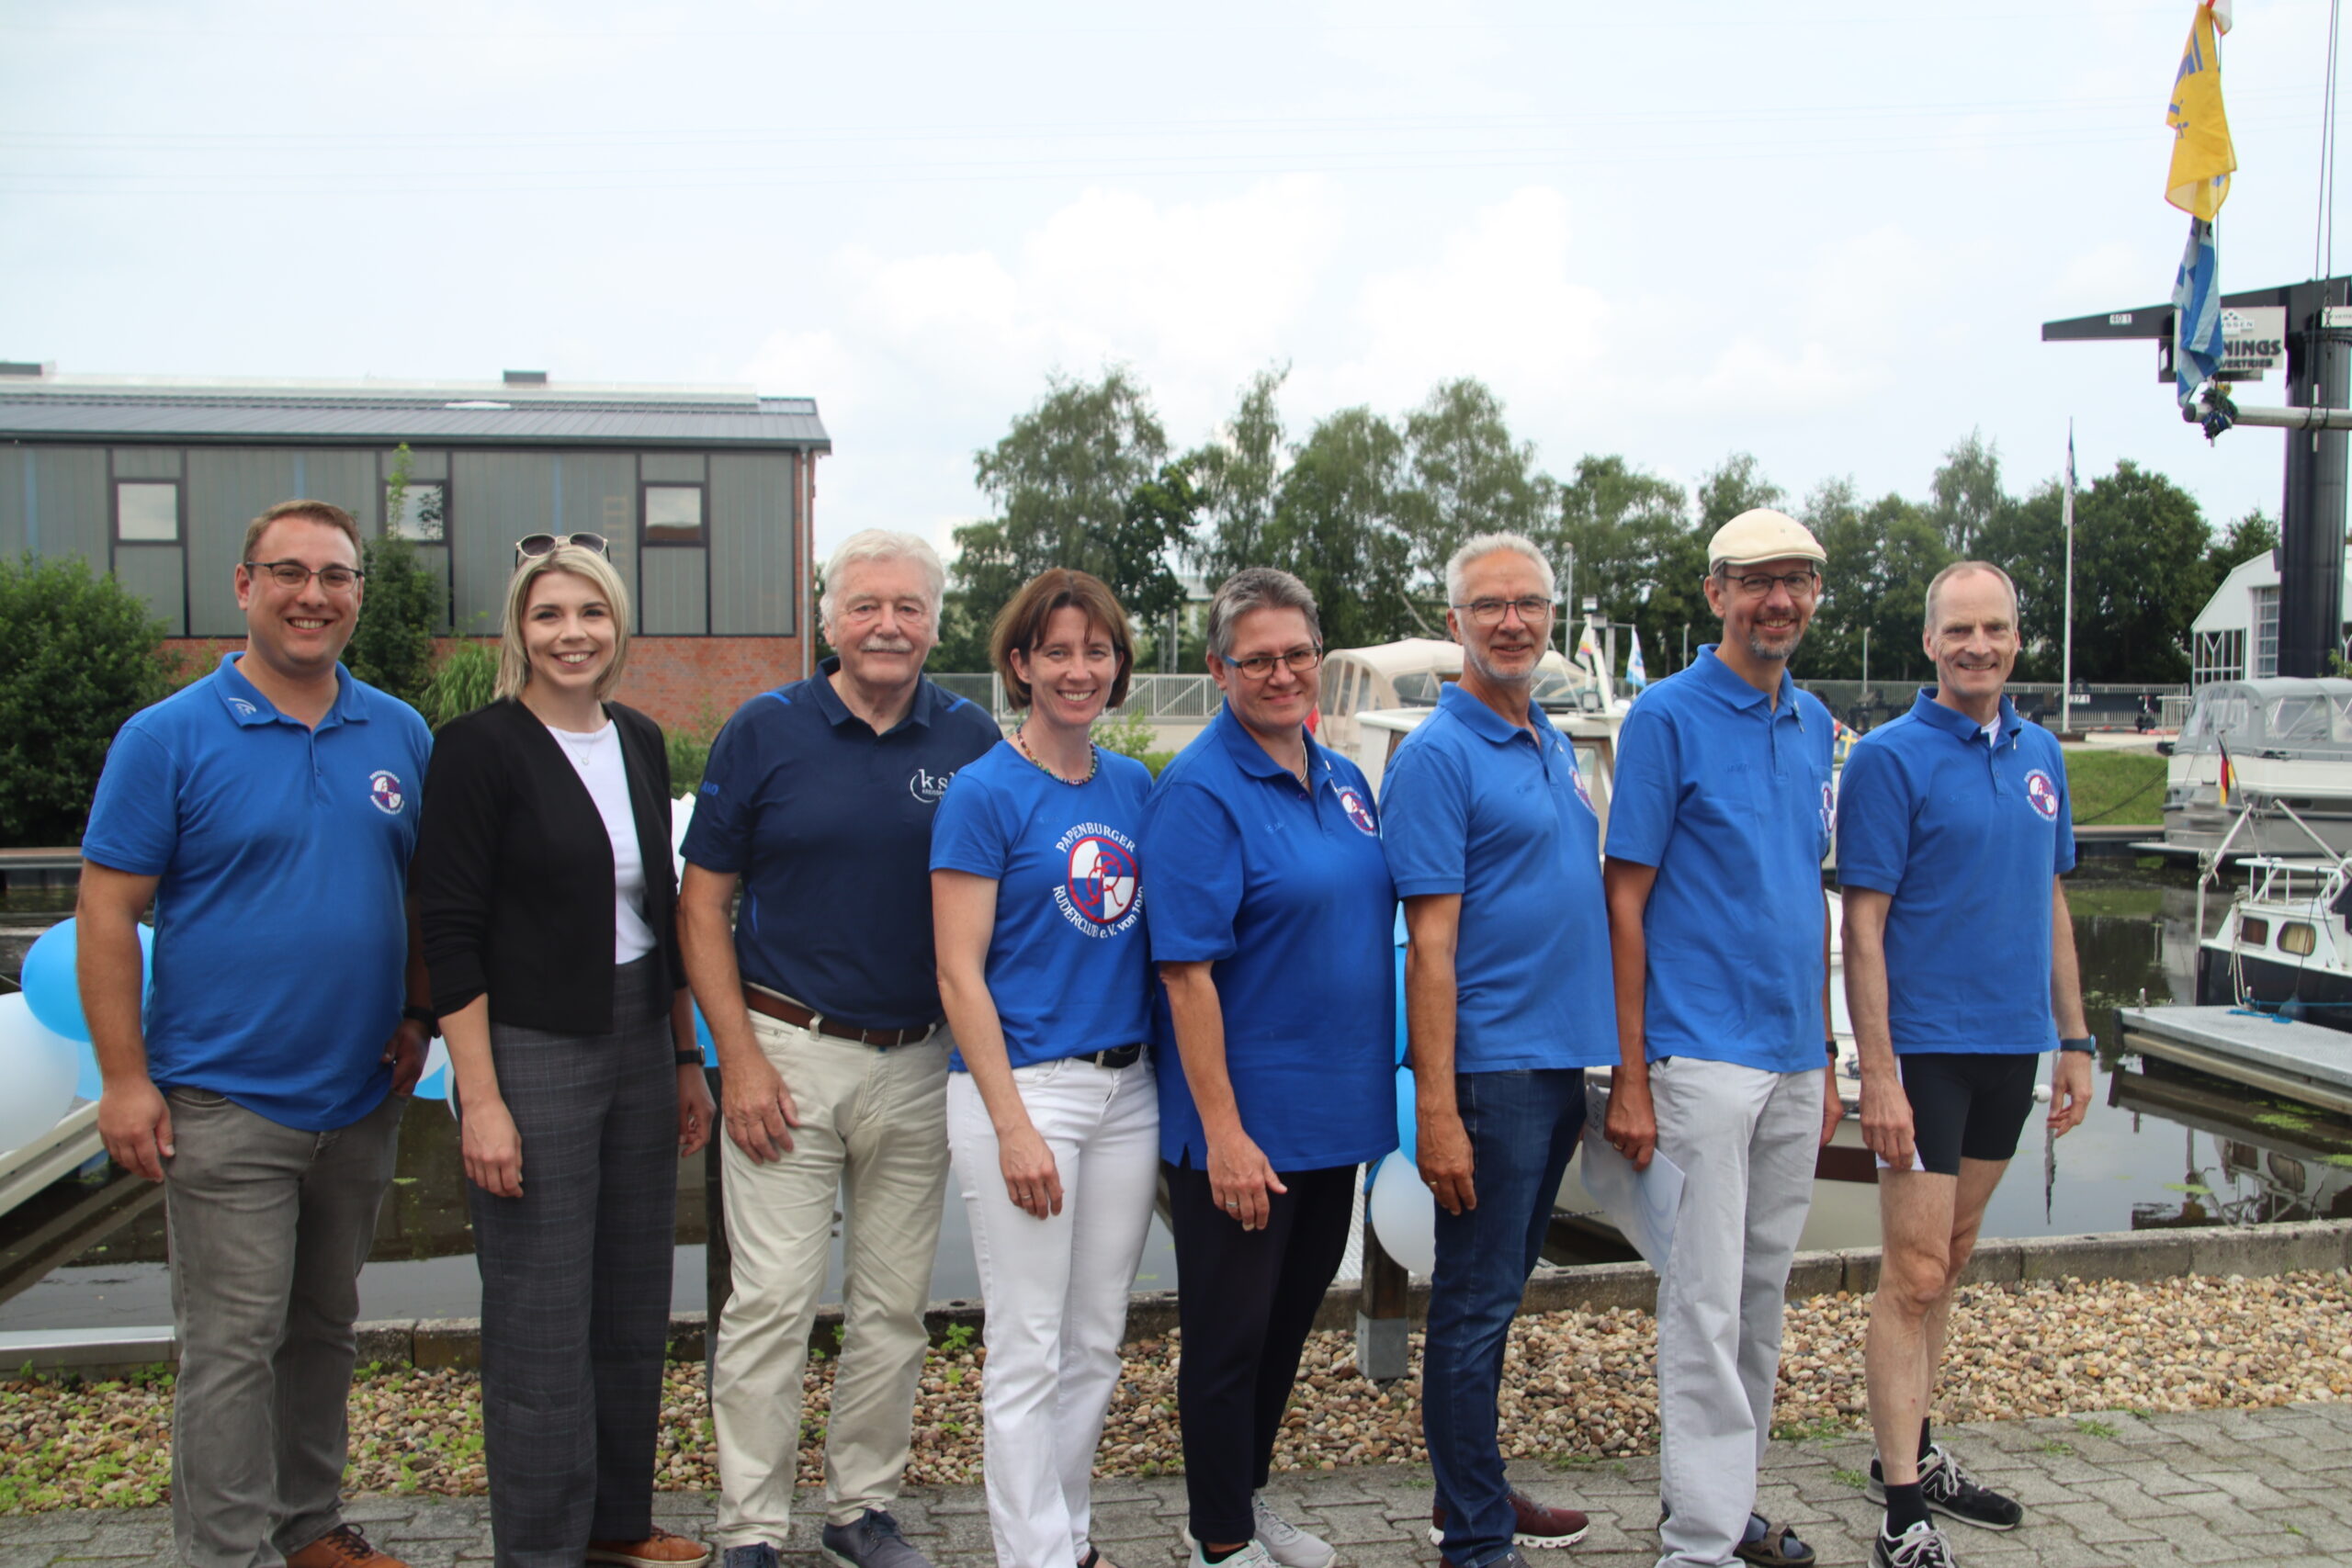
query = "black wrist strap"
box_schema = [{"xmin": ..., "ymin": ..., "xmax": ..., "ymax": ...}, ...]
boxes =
[
  {"xmin": 675, "ymin": 1050, "xmax": 705, "ymax": 1066},
  {"xmin": 2058, "ymin": 1035, "xmax": 2097, "ymax": 1054},
  {"xmin": 402, "ymin": 1004, "xmax": 437, "ymax": 1027}
]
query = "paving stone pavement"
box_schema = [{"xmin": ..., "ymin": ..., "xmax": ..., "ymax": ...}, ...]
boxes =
[{"xmin": 8, "ymin": 1401, "xmax": 2348, "ymax": 1568}]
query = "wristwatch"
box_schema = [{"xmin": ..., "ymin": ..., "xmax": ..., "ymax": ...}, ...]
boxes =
[
  {"xmin": 401, "ymin": 1004, "xmax": 437, "ymax": 1028},
  {"xmin": 2058, "ymin": 1036, "xmax": 2097, "ymax": 1055},
  {"xmin": 675, "ymin": 1049, "xmax": 706, "ymax": 1066}
]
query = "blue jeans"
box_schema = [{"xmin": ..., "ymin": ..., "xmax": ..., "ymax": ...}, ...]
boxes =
[{"xmin": 1424, "ymin": 1068, "xmax": 1587, "ymax": 1568}]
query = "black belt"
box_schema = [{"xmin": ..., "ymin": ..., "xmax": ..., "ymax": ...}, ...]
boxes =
[
  {"xmin": 1069, "ymin": 1043, "xmax": 1145, "ymax": 1069},
  {"xmin": 743, "ymin": 987, "xmax": 939, "ymax": 1048}
]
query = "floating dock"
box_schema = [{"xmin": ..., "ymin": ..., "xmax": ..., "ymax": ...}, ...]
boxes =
[{"xmin": 2116, "ymin": 1005, "xmax": 2352, "ymax": 1115}]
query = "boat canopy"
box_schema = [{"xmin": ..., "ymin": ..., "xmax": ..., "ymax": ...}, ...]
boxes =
[{"xmin": 2177, "ymin": 678, "xmax": 2352, "ymax": 758}]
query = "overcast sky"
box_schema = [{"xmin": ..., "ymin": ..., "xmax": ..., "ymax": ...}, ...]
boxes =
[{"xmin": 4, "ymin": 0, "xmax": 2346, "ymax": 570}]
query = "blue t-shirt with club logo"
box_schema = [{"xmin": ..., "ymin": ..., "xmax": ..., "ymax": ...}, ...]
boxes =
[
  {"xmin": 81, "ymin": 654, "xmax": 432, "ymax": 1132},
  {"xmin": 1835, "ymin": 690, "xmax": 2077, "ymax": 1055},
  {"xmin": 929, "ymin": 740, "xmax": 1152, "ymax": 1069}
]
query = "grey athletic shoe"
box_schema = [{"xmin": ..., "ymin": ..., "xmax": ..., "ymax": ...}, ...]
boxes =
[
  {"xmin": 1871, "ymin": 1522, "xmax": 1957, "ymax": 1568},
  {"xmin": 721, "ymin": 1547, "xmax": 780, "ymax": 1568},
  {"xmin": 821, "ymin": 1511, "xmax": 934, "ymax": 1568}
]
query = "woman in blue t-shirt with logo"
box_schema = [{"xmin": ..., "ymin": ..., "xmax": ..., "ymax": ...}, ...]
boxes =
[
  {"xmin": 1140, "ymin": 568, "xmax": 1397, "ymax": 1568},
  {"xmin": 931, "ymin": 569, "xmax": 1158, "ymax": 1568}
]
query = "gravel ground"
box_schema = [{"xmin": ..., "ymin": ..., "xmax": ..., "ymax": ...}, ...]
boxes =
[{"xmin": 4, "ymin": 1270, "xmax": 2346, "ymax": 1515}]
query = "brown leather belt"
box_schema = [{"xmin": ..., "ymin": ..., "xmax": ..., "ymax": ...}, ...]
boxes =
[{"xmin": 743, "ymin": 987, "xmax": 940, "ymax": 1048}]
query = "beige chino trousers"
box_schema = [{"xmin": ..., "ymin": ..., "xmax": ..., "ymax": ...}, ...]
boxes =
[{"xmin": 712, "ymin": 1011, "xmax": 953, "ymax": 1551}]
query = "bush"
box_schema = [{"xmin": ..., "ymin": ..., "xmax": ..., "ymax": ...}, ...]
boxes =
[
  {"xmin": 0, "ymin": 555, "xmax": 175, "ymax": 847},
  {"xmin": 345, "ymin": 535, "xmax": 444, "ymax": 710},
  {"xmin": 417, "ymin": 639, "xmax": 498, "ymax": 731},
  {"xmin": 666, "ymin": 728, "xmax": 712, "ymax": 794}
]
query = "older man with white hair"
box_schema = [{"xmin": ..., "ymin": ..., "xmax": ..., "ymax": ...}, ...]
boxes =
[{"xmin": 681, "ymin": 530, "xmax": 1002, "ymax": 1568}]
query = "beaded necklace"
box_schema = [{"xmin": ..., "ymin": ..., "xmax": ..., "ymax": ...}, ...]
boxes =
[{"xmin": 1013, "ymin": 725, "xmax": 1099, "ymax": 786}]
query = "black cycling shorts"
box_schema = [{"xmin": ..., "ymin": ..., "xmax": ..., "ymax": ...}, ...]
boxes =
[{"xmin": 1895, "ymin": 1052, "xmax": 2040, "ymax": 1176}]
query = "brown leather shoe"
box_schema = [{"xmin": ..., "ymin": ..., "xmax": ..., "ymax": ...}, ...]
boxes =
[
  {"xmin": 285, "ymin": 1526, "xmax": 413, "ymax": 1568},
  {"xmin": 587, "ymin": 1528, "xmax": 714, "ymax": 1567},
  {"xmin": 1429, "ymin": 1492, "xmax": 1591, "ymax": 1550}
]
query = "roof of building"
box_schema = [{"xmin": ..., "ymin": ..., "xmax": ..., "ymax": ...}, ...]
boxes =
[{"xmin": 0, "ymin": 374, "xmax": 831, "ymax": 450}]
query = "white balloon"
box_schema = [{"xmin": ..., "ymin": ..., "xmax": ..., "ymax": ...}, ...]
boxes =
[
  {"xmin": 0, "ymin": 993, "xmax": 80, "ymax": 1156},
  {"xmin": 1366, "ymin": 1149, "xmax": 1438, "ymax": 1277}
]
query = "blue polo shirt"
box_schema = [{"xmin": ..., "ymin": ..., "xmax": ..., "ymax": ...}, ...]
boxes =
[
  {"xmin": 1836, "ymin": 690, "xmax": 2075, "ymax": 1055},
  {"xmin": 930, "ymin": 741, "xmax": 1152, "ymax": 1070},
  {"xmin": 1378, "ymin": 682, "xmax": 1616, "ymax": 1073},
  {"xmin": 681, "ymin": 659, "xmax": 1001, "ymax": 1031},
  {"xmin": 1142, "ymin": 705, "xmax": 1397, "ymax": 1171},
  {"xmin": 81, "ymin": 654, "xmax": 432, "ymax": 1132},
  {"xmin": 1606, "ymin": 647, "xmax": 1836, "ymax": 1074}
]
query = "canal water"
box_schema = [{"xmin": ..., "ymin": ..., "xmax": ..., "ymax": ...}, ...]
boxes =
[{"xmin": 1, "ymin": 860, "xmax": 2344, "ymax": 1332}]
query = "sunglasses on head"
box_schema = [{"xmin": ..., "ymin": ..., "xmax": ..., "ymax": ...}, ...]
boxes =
[{"xmin": 514, "ymin": 532, "xmax": 610, "ymax": 566}]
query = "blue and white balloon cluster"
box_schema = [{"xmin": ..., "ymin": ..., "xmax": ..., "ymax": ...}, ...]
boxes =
[{"xmin": 0, "ymin": 919, "xmax": 154, "ymax": 1157}]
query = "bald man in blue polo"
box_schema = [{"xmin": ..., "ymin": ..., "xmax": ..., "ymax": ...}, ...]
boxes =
[{"xmin": 1603, "ymin": 509, "xmax": 1843, "ymax": 1568}]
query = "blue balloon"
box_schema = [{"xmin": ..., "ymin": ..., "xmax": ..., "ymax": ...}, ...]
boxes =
[
  {"xmin": 694, "ymin": 1001, "xmax": 717, "ymax": 1066},
  {"xmin": 1395, "ymin": 1066, "xmax": 1418, "ymax": 1164},
  {"xmin": 18, "ymin": 919, "xmax": 154, "ymax": 1046}
]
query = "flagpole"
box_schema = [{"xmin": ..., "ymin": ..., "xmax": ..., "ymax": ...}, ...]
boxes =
[{"xmin": 2061, "ymin": 421, "xmax": 2077, "ymax": 735}]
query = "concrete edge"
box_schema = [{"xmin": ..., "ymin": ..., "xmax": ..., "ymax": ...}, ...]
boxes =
[{"xmin": 6, "ymin": 1218, "xmax": 2345, "ymax": 1380}]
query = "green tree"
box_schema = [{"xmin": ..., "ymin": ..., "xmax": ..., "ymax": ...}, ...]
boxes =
[
  {"xmin": 1929, "ymin": 430, "xmax": 2011, "ymax": 557},
  {"xmin": 2069, "ymin": 460, "xmax": 2211, "ymax": 682},
  {"xmin": 1266, "ymin": 406, "xmax": 1419, "ymax": 649},
  {"xmin": 1187, "ymin": 366, "xmax": 1289, "ymax": 586},
  {"xmin": 1805, "ymin": 479, "xmax": 1952, "ymax": 686},
  {"xmin": 1693, "ymin": 451, "xmax": 1786, "ymax": 533},
  {"xmin": 1555, "ymin": 455, "xmax": 1697, "ymax": 677},
  {"xmin": 957, "ymin": 367, "xmax": 1175, "ymax": 633},
  {"xmin": 345, "ymin": 533, "xmax": 444, "ymax": 708},
  {"xmin": 1396, "ymin": 379, "xmax": 1558, "ymax": 628},
  {"xmin": 0, "ymin": 555, "xmax": 175, "ymax": 846}
]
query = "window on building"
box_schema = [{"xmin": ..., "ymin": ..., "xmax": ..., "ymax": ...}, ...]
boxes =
[
  {"xmin": 2254, "ymin": 585, "xmax": 2280, "ymax": 677},
  {"xmin": 643, "ymin": 483, "xmax": 705, "ymax": 545},
  {"xmin": 116, "ymin": 480, "xmax": 179, "ymax": 542},
  {"xmin": 387, "ymin": 479, "xmax": 447, "ymax": 543},
  {"xmin": 2192, "ymin": 627, "xmax": 2245, "ymax": 687}
]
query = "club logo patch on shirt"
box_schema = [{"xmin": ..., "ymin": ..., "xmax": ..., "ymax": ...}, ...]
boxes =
[
  {"xmin": 2024, "ymin": 768, "xmax": 2061, "ymax": 822},
  {"xmin": 1820, "ymin": 779, "xmax": 1838, "ymax": 836},
  {"xmin": 1569, "ymin": 760, "xmax": 1595, "ymax": 814},
  {"xmin": 1055, "ymin": 823, "xmax": 1142, "ymax": 938},
  {"xmin": 908, "ymin": 765, "xmax": 953, "ymax": 805},
  {"xmin": 228, "ymin": 698, "xmax": 257, "ymax": 717},
  {"xmin": 368, "ymin": 770, "xmax": 407, "ymax": 816},
  {"xmin": 1336, "ymin": 784, "xmax": 1378, "ymax": 837}
]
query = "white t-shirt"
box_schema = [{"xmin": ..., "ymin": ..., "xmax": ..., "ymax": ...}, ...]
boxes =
[{"xmin": 548, "ymin": 721, "xmax": 658, "ymax": 963}]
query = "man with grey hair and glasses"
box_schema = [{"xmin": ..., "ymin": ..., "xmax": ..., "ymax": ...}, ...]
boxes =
[
  {"xmin": 681, "ymin": 529, "xmax": 1001, "ymax": 1568},
  {"xmin": 1604, "ymin": 509, "xmax": 1841, "ymax": 1568},
  {"xmin": 1381, "ymin": 532, "xmax": 1612, "ymax": 1568}
]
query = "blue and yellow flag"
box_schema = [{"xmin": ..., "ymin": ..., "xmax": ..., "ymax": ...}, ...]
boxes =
[{"xmin": 2166, "ymin": 2, "xmax": 2235, "ymax": 220}]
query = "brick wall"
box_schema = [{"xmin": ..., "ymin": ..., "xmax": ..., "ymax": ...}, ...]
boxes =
[{"xmin": 161, "ymin": 635, "xmax": 814, "ymax": 736}]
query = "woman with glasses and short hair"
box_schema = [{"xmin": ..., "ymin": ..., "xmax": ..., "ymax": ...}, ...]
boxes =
[
  {"xmin": 1140, "ymin": 568, "xmax": 1397, "ymax": 1568},
  {"xmin": 930, "ymin": 569, "xmax": 1159, "ymax": 1568},
  {"xmin": 413, "ymin": 536, "xmax": 715, "ymax": 1568}
]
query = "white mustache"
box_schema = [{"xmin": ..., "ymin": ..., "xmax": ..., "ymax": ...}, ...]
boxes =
[{"xmin": 860, "ymin": 637, "xmax": 916, "ymax": 653}]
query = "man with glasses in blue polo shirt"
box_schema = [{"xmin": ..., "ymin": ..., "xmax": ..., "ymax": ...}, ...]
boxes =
[
  {"xmin": 1837, "ymin": 561, "xmax": 2093, "ymax": 1568},
  {"xmin": 681, "ymin": 529, "xmax": 1001, "ymax": 1568},
  {"xmin": 1602, "ymin": 509, "xmax": 1842, "ymax": 1568},
  {"xmin": 80, "ymin": 499, "xmax": 435, "ymax": 1568},
  {"xmin": 1382, "ymin": 531, "xmax": 1612, "ymax": 1568}
]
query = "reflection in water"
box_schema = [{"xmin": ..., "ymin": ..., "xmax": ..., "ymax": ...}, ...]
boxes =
[{"xmin": 1, "ymin": 861, "xmax": 2344, "ymax": 1327}]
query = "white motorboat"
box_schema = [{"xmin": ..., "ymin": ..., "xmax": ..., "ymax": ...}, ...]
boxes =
[{"xmin": 2161, "ymin": 679, "xmax": 2352, "ymax": 857}]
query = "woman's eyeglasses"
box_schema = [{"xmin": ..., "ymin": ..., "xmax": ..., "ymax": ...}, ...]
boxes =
[{"xmin": 513, "ymin": 532, "xmax": 610, "ymax": 566}]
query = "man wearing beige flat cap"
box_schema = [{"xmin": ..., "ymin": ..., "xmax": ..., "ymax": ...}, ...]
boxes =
[{"xmin": 1604, "ymin": 509, "xmax": 1843, "ymax": 1568}]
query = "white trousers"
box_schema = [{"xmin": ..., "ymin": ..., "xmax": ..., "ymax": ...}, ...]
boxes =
[
  {"xmin": 1651, "ymin": 1056, "xmax": 1824, "ymax": 1568},
  {"xmin": 948, "ymin": 1059, "xmax": 1160, "ymax": 1568},
  {"xmin": 713, "ymin": 1015, "xmax": 954, "ymax": 1551}
]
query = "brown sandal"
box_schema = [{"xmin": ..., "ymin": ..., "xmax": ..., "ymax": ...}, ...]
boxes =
[{"xmin": 1733, "ymin": 1520, "xmax": 1814, "ymax": 1568}]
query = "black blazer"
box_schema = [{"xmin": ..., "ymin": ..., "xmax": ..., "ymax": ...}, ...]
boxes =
[{"xmin": 413, "ymin": 696, "xmax": 684, "ymax": 1034}]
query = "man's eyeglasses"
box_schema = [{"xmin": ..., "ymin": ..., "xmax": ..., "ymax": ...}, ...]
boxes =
[
  {"xmin": 1221, "ymin": 646, "xmax": 1323, "ymax": 680},
  {"xmin": 1453, "ymin": 596, "xmax": 1554, "ymax": 626},
  {"xmin": 244, "ymin": 560, "xmax": 364, "ymax": 592},
  {"xmin": 1721, "ymin": 569, "xmax": 1820, "ymax": 598},
  {"xmin": 514, "ymin": 532, "xmax": 611, "ymax": 566}
]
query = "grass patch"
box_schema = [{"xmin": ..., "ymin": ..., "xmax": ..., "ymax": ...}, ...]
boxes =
[
  {"xmin": 2064, "ymin": 750, "xmax": 2165, "ymax": 827},
  {"xmin": 2074, "ymin": 1418, "xmax": 2120, "ymax": 1438},
  {"xmin": 1830, "ymin": 1467, "xmax": 1870, "ymax": 1490}
]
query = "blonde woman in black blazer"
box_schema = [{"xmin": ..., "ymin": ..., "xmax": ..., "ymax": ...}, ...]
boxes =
[{"xmin": 413, "ymin": 539, "xmax": 715, "ymax": 1568}]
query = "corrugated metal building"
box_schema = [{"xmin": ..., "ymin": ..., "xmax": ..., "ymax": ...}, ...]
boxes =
[{"xmin": 0, "ymin": 366, "xmax": 831, "ymax": 728}]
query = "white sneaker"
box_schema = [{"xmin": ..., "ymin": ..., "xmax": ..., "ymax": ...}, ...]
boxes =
[
  {"xmin": 1181, "ymin": 1496, "xmax": 1337, "ymax": 1568},
  {"xmin": 1183, "ymin": 1540, "xmax": 1277, "ymax": 1568},
  {"xmin": 1249, "ymin": 1495, "xmax": 1336, "ymax": 1568}
]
